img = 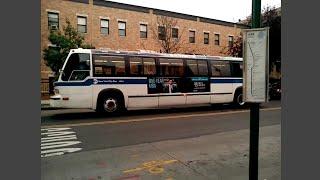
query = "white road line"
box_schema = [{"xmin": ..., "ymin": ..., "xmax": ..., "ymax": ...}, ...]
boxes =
[
  {"xmin": 41, "ymin": 131, "xmax": 75, "ymax": 136},
  {"xmin": 41, "ymin": 127, "xmax": 82, "ymax": 158},
  {"xmin": 41, "ymin": 135, "xmax": 77, "ymax": 141},
  {"xmin": 41, "ymin": 136, "xmax": 77, "ymax": 143},
  {"xmin": 41, "ymin": 148, "xmax": 82, "ymax": 155},
  {"xmin": 41, "ymin": 127, "xmax": 71, "ymax": 131},
  {"xmin": 41, "ymin": 141, "xmax": 82, "ymax": 150}
]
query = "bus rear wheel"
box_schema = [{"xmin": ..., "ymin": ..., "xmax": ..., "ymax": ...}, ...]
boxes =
[
  {"xmin": 97, "ymin": 94, "xmax": 124, "ymax": 114},
  {"xmin": 233, "ymin": 90, "xmax": 245, "ymax": 107}
]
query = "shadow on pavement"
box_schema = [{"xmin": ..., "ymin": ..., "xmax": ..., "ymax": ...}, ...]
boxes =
[
  {"xmin": 42, "ymin": 104, "xmax": 246, "ymax": 123},
  {"xmin": 41, "ymin": 100, "xmax": 280, "ymax": 125}
]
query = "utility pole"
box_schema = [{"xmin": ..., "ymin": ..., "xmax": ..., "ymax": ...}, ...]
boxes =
[{"xmin": 249, "ymin": 0, "xmax": 261, "ymax": 180}]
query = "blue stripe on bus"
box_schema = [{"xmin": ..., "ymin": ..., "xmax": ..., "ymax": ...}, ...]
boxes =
[
  {"xmin": 54, "ymin": 78, "xmax": 243, "ymax": 86},
  {"xmin": 210, "ymin": 79, "xmax": 243, "ymax": 83},
  {"xmin": 54, "ymin": 79, "xmax": 94, "ymax": 86},
  {"xmin": 54, "ymin": 78, "xmax": 147, "ymax": 86}
]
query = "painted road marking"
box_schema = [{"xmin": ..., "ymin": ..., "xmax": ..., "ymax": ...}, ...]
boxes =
[
  {"xmin": 41, "ymin": 135, "xmax": 77, "ymax": 143},
  {"xmin": 41, "ymin": 107, "xmax": 281, "ymax": 128},
  {"xmin": 123, "ymin": 160, "xmax": 178, "ymax": 174},
  {"xmin": 41, "ymin": 127, "xmax": 82, "ymax": 158}
]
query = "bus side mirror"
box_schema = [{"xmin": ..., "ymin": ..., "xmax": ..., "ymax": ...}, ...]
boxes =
[{"xmin": 59, "ymin": 69, "xmax": 65, "ymax": 76}]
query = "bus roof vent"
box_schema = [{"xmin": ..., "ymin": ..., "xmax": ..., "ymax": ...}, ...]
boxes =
[
  {"xmin": 138, "ymin": 49, "xmax": 158, "ymax": 54},
  {"xmin": 98, "ymin": 48, "xmax": 111, "ymax": 52}
]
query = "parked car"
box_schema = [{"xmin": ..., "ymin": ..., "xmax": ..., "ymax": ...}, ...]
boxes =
[{"xmin": 269, "ymin": 81, "xmax": 281, "ymax": 100}]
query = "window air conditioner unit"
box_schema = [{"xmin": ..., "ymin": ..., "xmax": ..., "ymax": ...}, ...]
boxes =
[{"xmin": 50, "ymin": 24, "xmax": 58, "ymax": 30}]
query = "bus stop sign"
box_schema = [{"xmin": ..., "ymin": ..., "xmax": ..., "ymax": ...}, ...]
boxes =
[{"xmin": 243, "ymin": 28, "xmax": 269, "ymax": 103}]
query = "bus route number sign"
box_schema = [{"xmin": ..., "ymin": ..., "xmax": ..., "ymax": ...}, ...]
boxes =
[{"xmin": 243, "ymin": 28, "xmax": 269, "ymax": 103}]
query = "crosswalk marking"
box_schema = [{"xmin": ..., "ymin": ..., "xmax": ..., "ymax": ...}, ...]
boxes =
[
  {"xmin": 41, "ymin": 127, "xmax": 82, "ymax": 158},
  {"xmin": 41, "ymin": 134, "xmax": 77, "ymax": 141}
]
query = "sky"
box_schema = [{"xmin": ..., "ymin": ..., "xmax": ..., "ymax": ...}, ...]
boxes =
[{"xmin": 108, "ymin": 0, "xmax": 281, "ymax": 22}]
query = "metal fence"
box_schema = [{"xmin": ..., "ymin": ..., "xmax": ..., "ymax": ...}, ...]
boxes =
[
  {"xmin": 41, "ymin": 79, "xmax": 49, "ymax": 94},
  {"xmin": 41, "ymin": 78, "xmax": 54, "ymax": 95}
]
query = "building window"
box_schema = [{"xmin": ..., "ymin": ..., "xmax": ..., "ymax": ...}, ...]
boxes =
[
  {"xmin": 140, "ymin": 24, "xmax": 147, "ymax": 38},
  {"xmin": 118, "ymin": 21, "xmax": 126, "ymax": 36},
  {"xmin": 214, "ymin": 34, "xmax": 220, "ymax": 45},
  {"xmin": 204, "ymin": 32, "xmax": 209, "ymax": 44},
  {"xmin": 77, "ymin": 16, "xmax": 87, "ymax": 33},
  {"xmin": 172, "ymin": 28, "xmax": 178, "ymax": 38},
  {"xmin": 189, "ymin": 30, "xmax": 195, "ymax": 43},
  {"xmin": 228, "ymin": 36, "xmax": 234, "ymax": 47},
  {"xmin": 158, "ymin": 26, "xmax": 165, "ymax": 40},
  {"xmin": 48, "ymin": 12, "xmax": 59, "ymax": 30},
  {"xmin": 100, "ymin": 19, "xmax": 109, "ymax": 34}
]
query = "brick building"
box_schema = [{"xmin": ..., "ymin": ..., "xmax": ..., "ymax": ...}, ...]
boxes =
[{"xmin": 41, "ymin": 0, "xmax": 248, "ymax": 96}]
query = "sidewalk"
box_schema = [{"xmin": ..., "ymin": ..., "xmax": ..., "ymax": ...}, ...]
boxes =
[
  {"xmin": 41, "ymin": 124, "xmax": 280, "ymax": 180},
  {"xmin": 41, "ymin": 100, "xmax": 51, "ymax": 109},
  {"xmin": 41, "ymin": 100, "xmax": 62, "ymax": 110}
]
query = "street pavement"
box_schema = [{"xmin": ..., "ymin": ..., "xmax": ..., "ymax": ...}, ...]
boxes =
[{"xmin": 41, "ymin": 100, "xmax": 281, "ymax": 180}]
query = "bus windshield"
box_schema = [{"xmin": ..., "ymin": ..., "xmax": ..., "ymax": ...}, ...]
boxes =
[{"xmin": 61, "ymin": 53, "xmax": 91, "ymax": 81}]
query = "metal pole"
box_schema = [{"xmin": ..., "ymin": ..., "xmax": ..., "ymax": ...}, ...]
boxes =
[
  {"xmin": 252, "ymin": 0, "xmax": 261, "ymax": 28},
  {"xmin": 249, "ymin": 0, "xmax": 261, "ymax": 180},
  {"xmin": 249, "ymin": 103, "xmax": 260, "ymax": 180}
]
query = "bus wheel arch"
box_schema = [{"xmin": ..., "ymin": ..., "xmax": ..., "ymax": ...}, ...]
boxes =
[
  {"xmin": 96, "ymin": 88, "xmax": 125, "ymax": 113},
  {"xmin": 233, "ymin": 87, "xmax": 245, "ymax": 107}
]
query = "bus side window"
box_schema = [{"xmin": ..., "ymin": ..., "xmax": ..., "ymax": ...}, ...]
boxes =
[
  {"xmin": 143, "ymin": 58, "xmax": 156, "ymax": 76},
  {"xmin": 231, "ymin": 62, "xmax": 243, "ymax": 77},
  {"xmin": 197, "ymin": 60, "xmax": 208, "ymax": 76},
  {"xmin": 129, "ymin": 57, "xmax": 143, "ymax": 76},
  {"xmin": 62, "ymin": 53, "xmax": 90, "ymax": 81},
  {"xmin": 186, "ymin": 60, "xmax": 198, "ymax": 76},
  {"xmin": 211, "ymin": 61, "xmax": 231, "ymax": 77},
  {"xmin": 186, "ymin": 59, "xmax": 208, "ymax": 76},
  {"xmin": 159, "ymin": 58, "xmax": 184, "ymax": 76},
  {"xmin": 93, "ymin": 55, "xmax": 126, "ymax": 77}
]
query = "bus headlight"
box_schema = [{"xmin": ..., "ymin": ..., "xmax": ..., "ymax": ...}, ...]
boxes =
[{"xmin": 54, "ymin": 88, "xmax": 59, "ymax": 95}]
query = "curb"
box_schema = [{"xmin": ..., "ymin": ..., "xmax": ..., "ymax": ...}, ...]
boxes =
[
  {"xmin": 41, "ymin": 103, "xmax": 60, "ymax": 110},
  {"xmin": 41, "ymin": 106, "xmax": 65, "ymax": 110}
]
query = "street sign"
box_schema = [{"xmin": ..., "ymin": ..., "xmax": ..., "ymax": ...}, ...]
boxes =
[{"xmin": 243, "ymin": 27, "xmax": 269, "ymax": 103}]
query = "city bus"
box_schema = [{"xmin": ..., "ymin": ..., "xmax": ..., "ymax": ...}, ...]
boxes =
[{"xmin": 50, "ymin": 48, "xmax": 244, "ymax": 113}]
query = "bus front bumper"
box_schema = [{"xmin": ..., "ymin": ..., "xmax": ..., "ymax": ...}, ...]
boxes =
[{"xmin": 49, "ymin": 94, "xmax": 64, "ymax": 108}]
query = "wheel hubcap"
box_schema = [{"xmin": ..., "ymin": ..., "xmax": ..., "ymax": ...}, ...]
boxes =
[
  {"xmin": 104, "ymin": 98, "xmax": 117, "ymax": 112},
  {"xmin": 237, "ymin": 94, "xmax": 245, "ymax": 106}
]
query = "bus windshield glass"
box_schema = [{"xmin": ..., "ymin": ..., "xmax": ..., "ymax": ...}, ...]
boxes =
[{"xmin": 61, "ymin": 53, "xmax": 91, "ymax": 81}]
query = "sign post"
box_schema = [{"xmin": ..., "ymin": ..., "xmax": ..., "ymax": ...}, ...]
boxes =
[{"xmin": 243, "ymin": 27, "xmax": 269, "ymax": 180}]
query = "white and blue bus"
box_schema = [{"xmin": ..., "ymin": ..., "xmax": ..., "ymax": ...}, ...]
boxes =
[{"xmin": 50, "ymin": 48, "xmax": 244, "ymax": 113}]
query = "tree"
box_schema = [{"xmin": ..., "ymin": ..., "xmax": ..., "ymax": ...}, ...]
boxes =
[
  {"xmin": 228, "ymin": 6, "xmax": 281, "ymax": 72},
  {"xmin": 149, "ymin": 16, "xmax": 186, "ymax": 53},
  {"xmin": 226, "ymin": 36, "xmax": 243, "ymax": 57},
  {"xmin": 43, "ymin": 19, "xmax": 94, "ymax": 76}
]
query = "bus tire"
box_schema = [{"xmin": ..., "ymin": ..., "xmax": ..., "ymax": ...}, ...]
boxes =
[
  {"xmin": 233, "ymin": 89, "xmax": 245, "ymax": 107},
  {"xmin": 96, "ymin": 93, "xmax": 124, "ymax": 114}
]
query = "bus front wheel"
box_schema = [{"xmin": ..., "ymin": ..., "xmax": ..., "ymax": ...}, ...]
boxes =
[{"xmin": 97, "ymin": 94, "xmax": 124, "ymax": 114}]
